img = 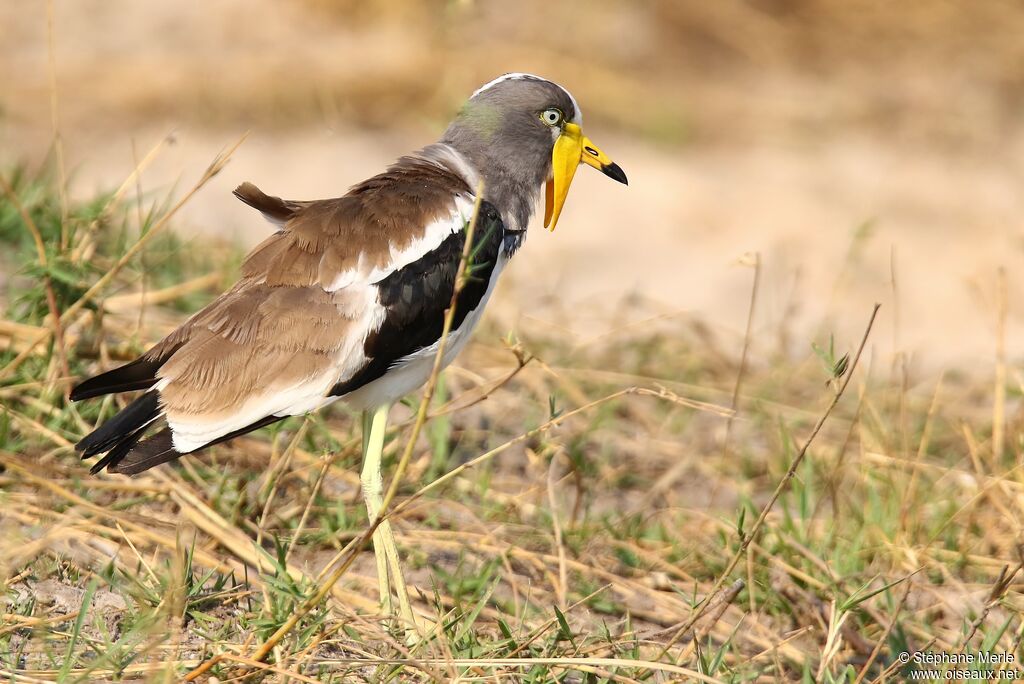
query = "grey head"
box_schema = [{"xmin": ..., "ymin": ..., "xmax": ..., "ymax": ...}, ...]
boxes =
[{"xmin": 440, "ymin": 74, "xmax": 623, "ymax": 233}]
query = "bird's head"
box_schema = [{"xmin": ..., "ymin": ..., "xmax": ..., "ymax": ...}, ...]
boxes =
[{"xmin": 442, "ymin": 73, "xmax": 628, "ymax": 232}]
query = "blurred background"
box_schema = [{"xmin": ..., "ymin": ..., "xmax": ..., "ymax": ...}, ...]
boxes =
[{"xmin": 3, "ymin": 0, "xmax": 1023, "ymax": 374}]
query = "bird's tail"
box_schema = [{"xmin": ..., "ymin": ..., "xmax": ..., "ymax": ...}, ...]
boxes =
[{"xmin": 76, "ymin": 392, "xmax": 164, "ymax": 474}]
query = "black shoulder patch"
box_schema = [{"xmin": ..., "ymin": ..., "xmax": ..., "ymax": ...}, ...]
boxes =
[{"xmin": 330, "ymin": 201, "xmax": 506, "ymax": 397}]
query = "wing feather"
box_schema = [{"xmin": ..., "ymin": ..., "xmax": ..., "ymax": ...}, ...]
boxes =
[{"xmin": 75, "ymin": 146, "xmax": 477, "ymax": 471}]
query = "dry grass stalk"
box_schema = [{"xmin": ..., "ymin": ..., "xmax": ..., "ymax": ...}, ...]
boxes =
[
  {"xmin": 0, "ymin": 134, "xmax": 247, "ymax": 384},
  {"xmin": 100, "ymin": 273, "xmax": 222, "ymax": 313},
  {"xmin": 994, "ymin": 267, "xmax": 1007, "ymax": 464},
  {"xmin": 721, "ymin": 251, "xmax": 760, "ymax": 461},
  {"xmin": 666, "ymin": 303, "xmax": 881, "ymax": 657},
  {"xmin": 852, "ymin": 579, "xmax": 913, "ymax": 684},
  {"xmin": 694, "ymin": 579, "xmax": 745, "ymax": 644},
  {"xmin": 0, "ymin": 176, "xmax": 72, "ymax": 391}
]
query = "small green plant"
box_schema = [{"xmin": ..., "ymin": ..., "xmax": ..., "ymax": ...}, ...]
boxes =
[{"xmin": 811, "ymin": 334, "xmax": 850, "ymax": 392}]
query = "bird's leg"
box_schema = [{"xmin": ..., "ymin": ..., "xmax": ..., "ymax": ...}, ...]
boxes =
[
  {"xmin": 361, "ymin": 408, "xmax": 392, "ymax": 617},
  {"xmin": 359, "ymin": 404, "xmax": 416, "ymax": 631}
]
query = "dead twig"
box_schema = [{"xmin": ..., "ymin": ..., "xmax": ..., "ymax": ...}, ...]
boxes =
[
  {"xmin": 694, "ymin": 579, "xmax": 745, "ymax": 644},
  {"xmin": 958, "ymin": 560, "xmax": 1022, "ymax": 651}
]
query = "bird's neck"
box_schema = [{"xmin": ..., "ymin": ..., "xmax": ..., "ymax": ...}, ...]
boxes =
[{"xmin": 433, "ymin": 139, "xmax": 546, "ymax": 234}]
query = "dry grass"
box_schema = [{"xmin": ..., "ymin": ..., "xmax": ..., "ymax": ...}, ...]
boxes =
[
  {"xmin": 1, "ymin": 139, "xmax": 1023, "ymax": 684},
  {"xmin": 4, "ymin": 6, "xmax": 1024, "ymax": 675}
]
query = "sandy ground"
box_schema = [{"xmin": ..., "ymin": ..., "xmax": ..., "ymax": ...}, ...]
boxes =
[{"xmin": 3, "ymin": 0, "xmax": 1023, "ymax": 378}]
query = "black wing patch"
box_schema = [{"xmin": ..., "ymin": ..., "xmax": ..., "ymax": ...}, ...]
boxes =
[{"xmin": 330, "ymin": 201, "xmax": 506, "ymax": 397}]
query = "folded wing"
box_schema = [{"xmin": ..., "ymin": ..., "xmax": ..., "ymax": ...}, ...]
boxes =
[{"xmin": 73, "ymin": 150, "xmax": 476, "ymax": 474}]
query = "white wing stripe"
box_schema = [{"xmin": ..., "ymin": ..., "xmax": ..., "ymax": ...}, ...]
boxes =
[{"xmin": 322, "ymin": 195, "xmax": 475, "ymax": 292}]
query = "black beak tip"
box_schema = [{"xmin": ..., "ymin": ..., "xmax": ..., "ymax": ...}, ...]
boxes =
[{"xmin": 602, "ymin": 162, "xmax": 628, "ymax": 185}]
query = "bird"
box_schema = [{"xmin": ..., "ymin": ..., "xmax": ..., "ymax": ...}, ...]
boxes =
[{"xmin": 70, "ymin": 72, "xmax": 628, "ymax": 628}]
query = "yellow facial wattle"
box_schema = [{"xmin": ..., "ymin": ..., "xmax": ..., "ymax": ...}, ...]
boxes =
[{"xmin": 543, "ymin": 123, "xmax": 628, "ymax": 231}]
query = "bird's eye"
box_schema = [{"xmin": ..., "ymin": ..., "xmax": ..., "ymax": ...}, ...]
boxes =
[{"xmin": 540, "ymin": 108, "xmax": 563, "ymax": 126}]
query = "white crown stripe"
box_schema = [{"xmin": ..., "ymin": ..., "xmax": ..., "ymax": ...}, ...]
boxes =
[
  {"xmin": 471, "ymin": 72, "xmax": 543, "ymax": 97},
  {"xmin": 470, "ymin": 73, "xmax": 583, "ymax": 125}
]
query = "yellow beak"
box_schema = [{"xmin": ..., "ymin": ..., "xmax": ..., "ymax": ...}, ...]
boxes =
[{"xmin": 544, "ymin": 122, "xmax": 627, "ymax": 232}]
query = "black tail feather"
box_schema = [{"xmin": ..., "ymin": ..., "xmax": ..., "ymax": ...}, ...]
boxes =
[
  {"xmin": 89, "ymin": 425, "xmax": 148, "ymax": 475},
  {"xmin": 70, "ymin": 357, "xmax": 163, "ymax": 401},
  {"xmin": 78, "ymin": 391, "xmax": 288, "ymax": 475},
  {"xmin": 108, "ymin": 429, "xmax": 182, "ymax": 475},
  {"xmin": 93, "ymin": 414, "xmax": 285, "ymax": 475},
  {"xmin": 76, "ymin": 392, "xmax": 160, "ymax": 457}
]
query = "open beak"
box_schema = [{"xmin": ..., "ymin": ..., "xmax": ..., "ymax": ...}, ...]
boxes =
[{"xmin": 544, "ymin": 122, "xmax": 627, "ymax": 232}]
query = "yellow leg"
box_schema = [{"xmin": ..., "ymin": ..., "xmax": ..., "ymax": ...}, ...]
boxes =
[
  {"xmin": 361, "ymin": 408, "xmax": 392, "ymax": 616},
  {"xmin": 360, "ymin": 404, "xmax": 416, "ymax": 631}
]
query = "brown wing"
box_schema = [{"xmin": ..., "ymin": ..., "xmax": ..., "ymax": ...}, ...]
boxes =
[
  {"xmin": 161, "ymin": 154, "xmax": 473, "ymax": 451},
  {"xmin": 74, "ymin": 150, "xmax": 474, "ymax": 470}
]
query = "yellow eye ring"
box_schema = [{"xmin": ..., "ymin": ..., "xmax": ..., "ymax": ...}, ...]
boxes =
[{"xmin": 540, "ymin": 108, "xmax": 563, "ymax": 127}]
